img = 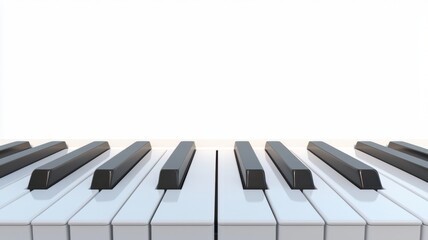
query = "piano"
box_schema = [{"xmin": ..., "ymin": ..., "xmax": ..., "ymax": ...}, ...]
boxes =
[{"xmin": 0, "ymin": 140, "xmax": 426, "ymax": 240}]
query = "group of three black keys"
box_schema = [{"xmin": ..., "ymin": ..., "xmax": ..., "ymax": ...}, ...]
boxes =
[{"xmin": 0, "ymin": 140, "xmax": 427, "ymax": 192}]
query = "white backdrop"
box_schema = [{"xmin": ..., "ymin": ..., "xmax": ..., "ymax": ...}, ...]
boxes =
[{"xmin": 1, "ymin": 0, "xmax": 428, "ymax": 140}]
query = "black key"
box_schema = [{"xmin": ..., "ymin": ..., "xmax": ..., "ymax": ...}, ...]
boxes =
[
  {"xmin": 157, "ymin": 141, "xmax": 196, "ymax": 189},
  {"xmin": 265, "ymin": 141, "xmax": 315, "ymax": 189},
  {"xmin": 0, "ymin": 141, "xmax": 67, "ymax": 178},
  {"xmin": 355, "ymin": 141, "xmax": 428, "ymax": 182},
  {"xmin": 91, "ymin": 141, "xmax": 152, "ymax": 189},
  {"xmin": 234, "ymin": 141, "xmax": 267, "ymax": 189},
  {"xmin": 0, "ymin": 141, "xmax": 31, "ymax": 159},
  {"xmin": 388, "ymin": 141, "xmax": 428, "ymax": 161},
  {"xmin": 308, "ymin": 141, "xmax": 382, "ymax": 189},
  {"xmin": 28, "ymin": 141, "xmax": 110, "ymax": 190}
]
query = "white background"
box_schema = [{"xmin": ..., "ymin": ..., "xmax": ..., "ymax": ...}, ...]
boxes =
[{"xmin": 1, "ymin": 0, "xmax": 428, "ymax": 140}]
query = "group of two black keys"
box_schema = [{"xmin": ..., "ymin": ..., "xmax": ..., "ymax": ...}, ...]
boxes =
[{"xmin": 0, "ymin": 140, "xmax": 427, "ymax": 191}]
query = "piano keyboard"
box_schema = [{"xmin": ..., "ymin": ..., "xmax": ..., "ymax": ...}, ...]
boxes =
[{"xmin": 0, "ymin": 140, "xmax": 427, "ymax": 240}]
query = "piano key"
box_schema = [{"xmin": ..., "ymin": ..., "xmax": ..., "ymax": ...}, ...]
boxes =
[
  {"xmin": 0, "ymin": 177, "xmax": 34, "ymax": 209},
  {"xmin": 388, "ymin": 141, "xmax": 428, "ymax": 161},
  {"xmin": 301, "ymin": 168, "xmax": 366, "ymax": 240},
  {"xmin": 68, "ymin": 150, "xmax": 166, "ymax": 240},
  {"xmin": 28, "ymin": 141, "xmax": 110, "ymax": 190},
  {"xmin": 255, "ymin": 149, "xmax": 324, "ymax": 240},
  {"xmin": 294, "ymin": 148, "xmax": 422, "ymax": 240},
  {"xmin": 265, "ymin": 141, "xmax": 315, "ymax": 189},
  {"xmin": 308, "ymin": 141, "xmax": 382, "ymax": 189},
  {"xmin": 91, "ymin": 141, "xmax": 151, "ymax": 189},
  {"xmin": 378, "ymin": 179, "xmax": 428, "ymax": 240},
  {"xmin": 0, "ymin": 150, "xmax": 68, "ymax": 209},
  {"xmin": 151, "ymin": 150, "xmax": 216, "ymax": 240},
  {"xmin": 0, "ymin": 141, "xmax": 67, "ymax": 177},
  {"xmin": 111, "ymin": 150, "xmax": 174, "ymax": 240},
  {"xmin": 353, "ymin": 150, "xmax": 428, "ymax": 240},
  {"xmin": 157, "ymin": 141, "xmax": 195, "ymax": 189},
  {"xmin": 339, "ymin": 147, "xmax": 428, "ymax": 240},
  {"xmin": 0, "ymin": 149, "xmax": 67, "ymax": 190},
  {"xmin": 234, "ymin": 141, "xmax": 267, "ymax": 189},
  {"xmin": 0, "ymin": 141, "xmax": 31, "ymax": 159},
  {"xmin": 355, "ymin": 141, "xmax": 428, "ymax": 182},
  {"xmin": 32, "ymin": 177, "xmax": 98, "ymax": 240},
  {"xmin": 217, "ymin": 150, "xmax": 276, "ymax": 240},
  {"xmin": 0, "ymin": 148, "xmax": 113, "ymax": 240}
]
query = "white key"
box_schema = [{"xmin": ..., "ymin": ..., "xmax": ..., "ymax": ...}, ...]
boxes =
[
  {"xmin": 151, "ymin": 150, "xmax": 216, "ymax": 240},
  {"xmin": 287, "ymin": 146, "xmax": 366, "ymax": 240},
  {"xmin": 292, "ymin": 148, "xmax": 422, "ymax": 240},
  {"xmin": 376, "ymin": 174, "xmax": 428, "ymax": 240},
  {"xmin": 217, "ymin": 150, "xmax": 276, "ymax": 240},
  {"xmin": 255, "ymin": 150, "xmax": 324, "ymax": 240},
  {"xmin": 111, "ymin": 150, "xmax": 174, "ymax": 240},
  {"xmin": 68, "ymin": 150, "xmax": 166, "ymax": 240},
  {"xmin": 0, "ymin": 177, "xmax": 31, "ymax": 209},
  {"xmin": 0, "ymin": 149, "xmax": 113, "ymax": 240},
  {"xmin": 31, "ymin": 176, "xmax": 97, "ymax": 240},
  {"xmin": 354, "ymin": 149, "xmax": 428, "ymax": 201},
  {"xmin": 0, "ymin": 149, "xmax": 67, "ymax": 189},
  {"xmin": 340, "ymin": 148, "xmax": 428, "ymax": 240},
  {"xmin": 303, "ymin": 171, "xmax": 366, "ymax": 240}
]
